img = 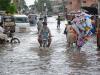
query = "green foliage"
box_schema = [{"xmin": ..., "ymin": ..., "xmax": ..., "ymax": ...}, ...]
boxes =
[
  {"xmin": 0, "ymin": 0, "xmax": 11, "ymax": 10},
  {"xmin": 0, "ymin": 0, "xmax": 17, "ymax": 14},
  {"xmin": 56, "ymin": 16, "xmax": 65, "ymax": 21},
  {"xmin": 34, "ymin": 0, "xmax": 52, "ymax": 13},
  {"xmin": 6, "ymin": 3, "xmax": 17, "ymax": 14},
  {"xmin": 60, "ymin": 16, "xmax": 65, "ymax": 21},
  {"xmin": 59, "ymin": 5, "xmax": 64, "ymax": 13}
]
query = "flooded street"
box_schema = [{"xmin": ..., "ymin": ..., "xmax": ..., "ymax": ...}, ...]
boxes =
[{"xmin": 0, "ymin": 16, "xmax": 100, "ymax": 75}]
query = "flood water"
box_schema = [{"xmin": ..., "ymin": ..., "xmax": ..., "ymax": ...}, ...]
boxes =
[{"xmin": 0, "ymin": 16, "xmax": 99, "ymax": 75}]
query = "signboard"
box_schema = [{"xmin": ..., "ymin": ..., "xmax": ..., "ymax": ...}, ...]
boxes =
[
  {"xmin": 3, "ymin": 16, "xmax": 15, "ymax": 26},
  {"xmin": 4, "ymin": 22, "xmax": 15, "ymax": 26}
]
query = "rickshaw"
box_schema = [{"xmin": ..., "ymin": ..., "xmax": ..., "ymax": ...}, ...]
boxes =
[
  {"xmin": 2, "ymin": 15, "xmax": 20, "ymax": 44},
  {"xmin": 28, "ymin": 14, "xmax": 37, "ymax": 26}
]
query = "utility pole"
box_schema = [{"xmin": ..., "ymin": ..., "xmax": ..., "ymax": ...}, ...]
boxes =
[
  {"xmin": 44, "ymin": 3, "xmax": 47, "ymax": 16},
  {"xmin": 43, "ymin": 3, "xmax": 47, "ymax": 22},
  {"xmin": 62, "ymin": 0, "xmax": 67, "ymax": 19},
  {"xmin": 62, "ymin": 0, "xmax": 65, "ymax": 15},
  {"xmin": 17, "ymin": 0, "xmax": 21, "ymax": 14},
  {"xmin": 97, "ymin": 0, "xmax": 100, "ymax": 48}
]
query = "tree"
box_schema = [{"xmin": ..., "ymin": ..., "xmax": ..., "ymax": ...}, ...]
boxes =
[
  {"xmin": 34, "ymin": 0, "xmax": 52, "ymax": 13},
  {"xmin": 6, "ymin": 3, "xmax": 17, "ymax": 14},
  {"xmin": 0, "ymin": 0, "xmax": 11, "ymax": 11},
  {"xmin": 59, "ymin": 5, "xmax": 64, "ymax": 13},
  {"xmin": 0, "ymin": 0, "xmax": 17, "ymax": 14}
]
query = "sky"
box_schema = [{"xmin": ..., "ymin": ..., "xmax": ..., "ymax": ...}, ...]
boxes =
[{"xmin": 25, "ymin": 0, "xmax": 35, "ymax": 6}]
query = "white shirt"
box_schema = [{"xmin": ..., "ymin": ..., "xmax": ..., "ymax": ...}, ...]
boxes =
[
  {"xmin": 0, "ymin": 26, "xmax": 4, "ymax": 33},
  {"xmin": 37, "ymin": 20, "xmax": 43, "ymax": 29},
  {"xmin": 0, "ymin": 16, "xmax": 1, "ymax": 23}
]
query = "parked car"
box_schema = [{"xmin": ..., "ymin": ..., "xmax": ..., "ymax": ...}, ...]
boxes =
[{"xmin": 13, "ymin": 15, "xmax": 30, "ymax": 32}]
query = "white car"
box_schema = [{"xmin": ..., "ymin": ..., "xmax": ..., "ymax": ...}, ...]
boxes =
[{"xmin": 13, "ymin": 15, "xmax": 30, "ymax": 32}]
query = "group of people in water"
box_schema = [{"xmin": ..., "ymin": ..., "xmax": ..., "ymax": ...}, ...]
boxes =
[
  {"xmin": 64, "ymin": 12, "xmax": 96, "ymax": 47},
  {"xmin": 37, "ymin": 12, "xmax": 96, "ymax": 48},
  {"xmin": 0, "ymin": 13, "xmax": 96, "ymax": 48},
  {"xmin": 37, "ymin": 17, "xmax": 51, "ymax": 48}
]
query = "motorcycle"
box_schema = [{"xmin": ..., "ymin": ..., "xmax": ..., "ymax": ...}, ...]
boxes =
[
  {"xmin": 0, "ymin": 31, "xmax": 20, "ymax": 44},
  {"xmin": 3, "ymin": 15, "xmax": 20, "ymax": 44},
  {"xmin": 42, "ymin": 32, "xmax": 49, "ymax": 48},
  {"xmin": 7, "ymin": 31, "xmax": 20, "ymax": 44}
]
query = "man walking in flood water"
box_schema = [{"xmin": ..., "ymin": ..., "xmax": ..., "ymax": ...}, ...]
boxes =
[{"xmin": 38, "ymin": 22, "xmax": 52, "ymax": 47}]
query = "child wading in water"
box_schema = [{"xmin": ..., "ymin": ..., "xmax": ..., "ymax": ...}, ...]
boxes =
[{"xmin": 66, "ymin": 25, "xmax": 78, "ymax": 47}]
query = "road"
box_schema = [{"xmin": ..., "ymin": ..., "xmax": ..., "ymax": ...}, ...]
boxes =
[{"xmin": 0, "ymin": 16, "xmax": 99, "ymax": 75}]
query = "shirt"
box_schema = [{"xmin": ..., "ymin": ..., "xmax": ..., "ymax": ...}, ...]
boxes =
[
  {"xmin": 0, "ymin": 26, "xmax": 4, "ymax": 33},
  {"xmin": 39, "ymin": 26, "xmax": 51, "ymax": 37},
  {"xmin": 37, "ymin": 20, "xmax": 43, "ymax": 29},
  {"xmin": 0, "ymin": 16, "xmax": 1, "ymax": 23}
]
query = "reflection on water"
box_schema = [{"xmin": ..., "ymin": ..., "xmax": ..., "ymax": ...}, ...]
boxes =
[
  {"xmin": 96, "ymin": 49, "xmax": 100, "ymax": 61},
  {"xmin": 69, "ymin": 51, "xmax": 88, "ymax": 68},
  {"xmin": 57, "ymin": 28, "xmax": 61, "ymax": 33},
  {"xmin": 65, "ymin": 47, "xmax": 90, "ymax": 75},
  {"xmin": 66, "ymin": 48, "xmax": 88, "ymax": 67},
  {"xmin": 29, "ymin": 46, "xmax": 52, "ymax": 74},
  {"xmin": 38, "ymin": 49, "xmax": 51, "ymax": 57},
  {"xmin": 0, "ymin": 43, "xmax": 20, "ymax": 52},
  {"xmin": 38, "ymin": 49, "xmax": 51, "ymax": 72},
  {"xmin": 0, "ymin": 17, "xmax": 99, "ymax": 75}
]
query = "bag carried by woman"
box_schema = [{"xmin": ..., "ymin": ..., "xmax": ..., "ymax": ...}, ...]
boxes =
[{"xmin": 77, "ymin": 38, "xmax": 84, "ymax": 47}]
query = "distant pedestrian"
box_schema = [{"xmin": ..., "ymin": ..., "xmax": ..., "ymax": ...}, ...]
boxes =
[
  {"xmin": 64, "ymin": 20, "xmax": 68, "ymax": 36},
  {"xmin": 38, "ymin": 22, "xmax": 52, "ymax": 47},
  {"xmin": 37, "ymin": 18, "xmax": 43, "ymax": 33},
  {"xmin": 44, "ymin": 16, "xmax": 47, "ymax": 23},
  {"xmin": 57, "ymin": 15, "xmax": 61, "ymax": 29}
]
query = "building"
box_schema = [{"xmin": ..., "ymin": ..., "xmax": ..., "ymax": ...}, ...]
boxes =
[
  {"xmin": 82, "ymin": 0, "xmax": 97, "ymax": 7},
  {"xmin": 50, "ymin": 0, "xmax": 67, "ymax": 14},
  {"xmin": 66, "ymin": 0, "xmax": 80, "ymax": 13},
  {"xmin": 65, "ymin": 0, "xmax": 97, "ymax": 14},
  {"xmin": 50, "ymin": 0, "xmax": 63, "ymax": 13}
]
